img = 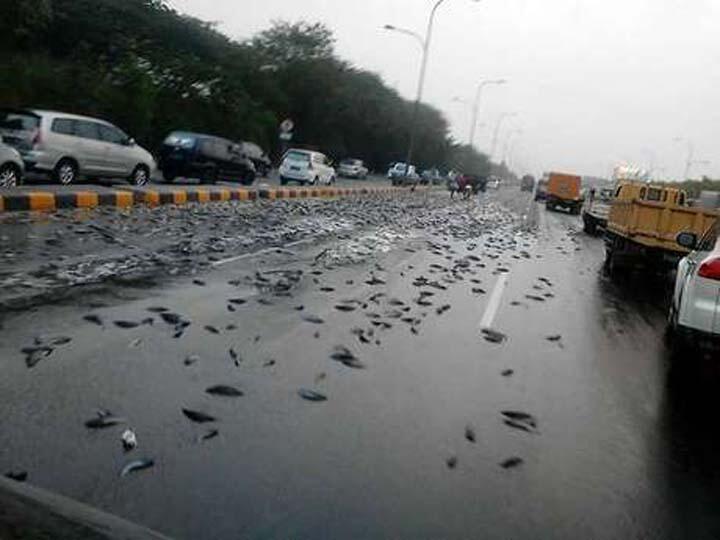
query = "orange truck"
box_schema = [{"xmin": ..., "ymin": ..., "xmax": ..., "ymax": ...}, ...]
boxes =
[{"xmin": 545, "ymin": 172, "xmax": 583, "ymax": 214}]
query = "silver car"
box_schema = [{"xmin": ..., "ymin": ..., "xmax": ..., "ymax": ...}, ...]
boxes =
[
  {"xmin": 0, "ymin": 142, "xmax": 24, "ymax": 188},
  {"xmin": 0, "ymin": 109, "xmax": 155, "ymax": 185}
]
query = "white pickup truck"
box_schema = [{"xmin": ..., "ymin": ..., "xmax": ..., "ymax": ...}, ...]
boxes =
[{"xmin": 582, "ymin": 187, "xmax": 614, "ymax": 235}]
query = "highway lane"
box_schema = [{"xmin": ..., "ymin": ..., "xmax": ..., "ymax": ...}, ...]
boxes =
[{"xmin": 1, "ymin": 190, "xmax": 719, "ymax": 539}]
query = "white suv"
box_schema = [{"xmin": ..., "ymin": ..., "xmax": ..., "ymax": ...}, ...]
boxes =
[
  {"xmin": 669, "ymin": 220, "xmax": 720, "ymax": 350},
  {"xmin": 0, "ymin": 109, "xmax": 156, "ymax": 185},
  {"xmin": 279, "ymin": 149, "xmax": 336, "ymax": 186}
]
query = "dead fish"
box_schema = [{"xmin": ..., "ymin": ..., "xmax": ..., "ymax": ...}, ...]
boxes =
[
  {"xmin": 204, "ymin": 325, "xmax": 220, "ymax": 334},
  {"xmin": 206, "ymin": 385, "xmax": 244, "ymax": 397},
  {"xmin": 465, "ymin": 426, "xmax": 476, "ymax": 443},
  {"xmin": 83, "ymin": 314, "xmax": 103, "ymax": 326},
  {"xmin": 227, "ymin": 304, "xmax": 236, "ymax": 312},
  {"xmin": 201, "ymin": 429, "xmax": 219, "ymax": 441},
  {"xmin": 229, "ymin": 348, "xmax": 241, "ymax": 365},
  {"xmin": 228, "ymin": 298, "xmax": 247, "ymax": 305},
  {"xmin": 193, "ymin": 279, "xmax": 206, "ymax": 286},
  {"xmin": 481, "ymin": 328, "xmax": 507, "ymax": 344},
  {"xmin": 294, "ymin": 305, "xmax": 305, "ymax": 311},
  {"xmin": 121, "ymin": 429, "xmax": 137, "ymax": 452},
  {"xmin": 120, "ymin": 458, "xmax": 154, "ymax": 477},
  {"xmin": 436, "ymin": 304, "xmax": 451, "ymax": 315},
  {"xmin": 140, "ymin": 317, "xmax": 154, "ymax": 326},
  {"xmin": 114, "ymin": 320, "xmax": 139, "ymax": 329},
  {"xmin": 24, "ymin": 346, "xmax": 53, "ymax": 368},
  {"xmin": 501, "ymin": 410, "xmax": 537, "ymax": 425},
  {"xmin": 298, "ymin": 388, "xmax": 328, "ymax": 402},
  {"xmin": 365, "ymin": 276, "xmax": 386, "ymax": 285},
  {"xmin": 263, "ymin": 359, "xmax": 276, "ymax": 367},
  {"xmin": 525, "ymin": 295, "xmax": 546, "ymax": 302},
  {"xmin": 129, "ymin": 338, "xmax": 143, "ymax": 348},
  {"xmin": 335, "ymin": 304, "xmax": 356, "ymax": 312},
  {"xmin": 501, "ymin": 369, "xmax": 514, "ymax": 377},
  {"xmin": 320, "ymin": 287, "xmax": 335, "ymax": 292},
  {"xmin": 546, "ymin": 335, "xmax": 562, "ymax": 342},
  {"xmin": 147, "ymin": 306, "xmax": 169, "ymax": 313},
  {"xmin": 500, "ymin": 457, "xmax": 524, "ymax": 469},
  {"xmin": 257, "ymin": 298, "xmax": 274, "ymax": 306},
  {"xmin": 226, "ymin": 324, "xmax": 238, "ymax": 331},
  {"xmin": 302, "ymin": 314, "xmax": 325, "ymax": 324},
  {"xmin": 472, "ymin": 288, "xmax": 486, "ymax": 294},
  {"xmin": 388, "ymin": 298, "xmax": 405, "ymax": 306},
  {"xmin": 160, "ymin": 312, "xmax": 182, "ymax": 325},
  {"xmin": 4, "ymin": 471, "xmax": 28, "ymax": 482},
  {"xmin": 330, "ymin": 346, "xmax": 365, "ymax": 369},
  {"xmin": 182, "ymin": 408, "xmax": 216, "ymax": 423},
  {"xmin": 85, "ymin": 415, "xmax": 125, "ymax": 429},
  {"xmin": 446, "ymin": 456, "xmax": 458, "ymax": 469},
  {"xmin": 184, "ymin": 354, "xmax": 200, "ymax": 366}
]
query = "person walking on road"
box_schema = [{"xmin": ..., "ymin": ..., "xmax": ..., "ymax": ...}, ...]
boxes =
[{"xmin": 447, "ymin": 171, "xmax": 459, "ymax": 199}]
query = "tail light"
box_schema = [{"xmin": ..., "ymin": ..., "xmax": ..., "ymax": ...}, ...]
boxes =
[{"xmin": 698, "ymin": 257, "xmax": 720, "ymax": 281}]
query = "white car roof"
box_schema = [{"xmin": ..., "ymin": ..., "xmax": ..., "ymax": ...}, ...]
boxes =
[{"xmin": 32, "ymin": 110, "xmax": 116, "ymax": 127}]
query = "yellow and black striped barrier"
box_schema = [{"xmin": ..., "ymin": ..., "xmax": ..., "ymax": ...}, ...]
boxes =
[{"xmin": 0, "ymin": 185, "xmax": 420, "ymax": 213}]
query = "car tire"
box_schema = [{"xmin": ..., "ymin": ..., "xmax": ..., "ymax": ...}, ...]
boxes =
[
  {"xmin": 54, "ymin": 159, "xmax": 78, "ymax": 185},
  {"xmin": 162, "ymin": 170, "xmax": 176, "ymax": 183},
  {"xmin": 0, "ymin": 163, "xmax": 22, "ymax": 188},
  {"xmin": 311, "ymin": 177, "xmax": 319, "ymax": 186},
  {"xmin": 243, "ymin": 170, "xmax": 256, "ymax": 186},
  {"xmin": 130, "ymin": 165, "xmax": 150, "ymax": 186},
  {"xmin": 280, "ymin": 176, "xmax": 288, "ymax": 186}
]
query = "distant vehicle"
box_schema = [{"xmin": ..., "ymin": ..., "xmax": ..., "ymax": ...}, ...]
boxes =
[
  {"xmin": 158, "ymin": 131, "xmax": 256, "ymax": 185},
  {"xmin": 488, "ymin": 177, "xmax": 501, "ymax": 190},
  {"xmin": 338, "ymin": 158, "xmax": 368, "ymax": 179},
  {"xmin": 241, "ymin": 141, "xmax": 271, "ymax": 177},
  {"xmin": 697, "ymin": 190, "xmax": 720, "ymax": 209},
  {"xmin": 422, "ymin": 168, "xmax": 443, "ymax": 185},
  {"xmin": 604, "ymin": 181, "xmax": 717, "ymax": 274},
  {"xmin": 0, "ymin": 108, "xmax": 155, "ymax": 185},
  {"xmin": 520, "ymin": 175, "xmax": 535, "ymax": 192},
  {"xmin": 0, "ymin": 142, "xmax": 24, "ymax": 187},
  {"xmin": 545, "ymin": 172, "xmax": 583, "ymax": 214},
  {"xmin": 388, "ymin": 162, "xmax": 418, "ymax": 186},
  {"xmin": 279, "ymin": 149, "xmax": 336, "ymax": 186},
  {"xmin": 535, "ymin": 179, "xmax": 549, "ymax": 201},
  {"xmin": 582, "ymin": 187, "xmax": 615, "ymax": 235},
  {"xmin": 668, "ymin": 219, "xmax": 720, "ymax": 350}
]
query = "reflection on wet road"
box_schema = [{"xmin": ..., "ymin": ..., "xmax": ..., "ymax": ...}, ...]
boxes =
[{"xmin": 1, "ymin": 189, "xmax": 719, "ymax": 539}]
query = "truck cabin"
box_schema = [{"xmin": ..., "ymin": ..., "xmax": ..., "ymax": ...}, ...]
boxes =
[{"xmin": 614, "ymin": 182, "xmax": 687, "ymax": 207}]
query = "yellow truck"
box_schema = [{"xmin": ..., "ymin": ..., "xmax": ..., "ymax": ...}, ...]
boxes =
[{"xmin": 605, "ymin": 181, "xmax": 718, "ymax": 273}]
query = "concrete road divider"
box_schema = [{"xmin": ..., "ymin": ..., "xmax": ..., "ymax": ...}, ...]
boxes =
[{"xmin": 0, "ymin": 184, "xmax": 420, "ymax": 213}]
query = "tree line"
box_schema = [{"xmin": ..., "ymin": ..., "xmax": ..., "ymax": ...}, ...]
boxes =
[{"xmin": 0, "ymin": 0, "xmax": 492, "ymax": 175}]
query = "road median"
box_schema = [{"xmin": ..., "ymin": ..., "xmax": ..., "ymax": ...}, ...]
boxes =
[{"xmin": 0, "ymin": 184, "xmax": 417, "ymax": 213}]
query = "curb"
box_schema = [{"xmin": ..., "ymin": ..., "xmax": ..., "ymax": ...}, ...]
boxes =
[{"xmin": 0, "ymin": 186, "xmax": 416, "ymax": 213}]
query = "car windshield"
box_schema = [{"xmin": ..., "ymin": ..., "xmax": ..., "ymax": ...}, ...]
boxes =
[{"xmin": 0, "ymin": 111, "xmax": 40, "ymax": 131}]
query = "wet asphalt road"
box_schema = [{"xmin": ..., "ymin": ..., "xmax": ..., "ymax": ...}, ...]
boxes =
[{"xmin": 1, "ymin": 188, "xmax": 719, "ymax": 540}]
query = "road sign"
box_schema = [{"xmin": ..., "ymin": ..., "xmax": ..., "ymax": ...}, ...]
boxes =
[{"xmin": 280, "ymin": 119, "xmax": 294, "ymax": 133}]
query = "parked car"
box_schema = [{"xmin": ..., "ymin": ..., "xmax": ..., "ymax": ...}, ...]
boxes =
[
  {"xmin": 279, "ymin": 149, "xmax": 336, "ymax": 186},
  {"xmin": 0, "ymin": 108, "xmax": 155, "ymax": 185},
  {"xmin": 421, "ymin": 168, "xmax": 443, "ymax": 185},
  {"xmin": 668, "ymin": 220, "xmax": 720, "ymax": 351},
  {"xmin": 338, "ymin": 158, "xmax": 368, "ymax": 179},
  {"xmin": 0, "ymin": 142, "xmax": 24, "ymax": 187},
  {"xmin": 241, "ymin": 141, "xmax": 271, "ymax": 177},
  {"xmin": 158, "ymin": 131, "xmax": 256, "ymax": 185},
  {"xmin": 388, "ymin": 162, "xmax": 418, "ymax": 186}
]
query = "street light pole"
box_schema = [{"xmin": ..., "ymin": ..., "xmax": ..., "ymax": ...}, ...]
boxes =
[
  {"xmin": 490, "ymin": 112, "xmax": 517, "ymax": 161},
  {"xmin": 385, "ymin": 0, "xmax": 481, "ymax": 172},
  {"xmin": 469, "ymin": 78, "xmax": 506, "ymax": 149}
]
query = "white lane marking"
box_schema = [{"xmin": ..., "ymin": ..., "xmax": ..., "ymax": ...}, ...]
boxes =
[
  {"xmin": 479, "ymin": 274, "xmax": 509, "ymax": 330},
  {"xmin": 211, "ymin": 238, "xmax": 315, "ymax": 268}
]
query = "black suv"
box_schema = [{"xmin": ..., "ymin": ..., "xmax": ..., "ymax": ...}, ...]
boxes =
[{"xmin": 158, "ymin": 131, "xmax": 256, "ymax": 185}]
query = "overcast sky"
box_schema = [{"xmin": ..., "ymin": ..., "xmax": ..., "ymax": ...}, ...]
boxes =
[{"xmin": 169, "ymin": 0, "xmax": 720, "ymax": 179}]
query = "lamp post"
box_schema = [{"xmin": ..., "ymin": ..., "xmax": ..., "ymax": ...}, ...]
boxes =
[
  {"xmin": 490, "ymin": 112, "xmax": 517, "ymax": 161},
  {"xmin": 384, "ymin": 0, "xmax": 481, "ymax": 172},
  {"xmin": 469, "ymin": 78, "xmax": 506, "ymax": 149},
  {"xmin": 502, "ymin": 128, "xmax": 522, "ymax": 164}
]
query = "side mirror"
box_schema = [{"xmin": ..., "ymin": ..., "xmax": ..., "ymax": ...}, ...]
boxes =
[
  {"xmin": 676, "ymin": 232, "xmax": 698, "ymax": 250},
  {"xmin": 125, "ymin": 137, "xmax": 136, "ymax": 146}
]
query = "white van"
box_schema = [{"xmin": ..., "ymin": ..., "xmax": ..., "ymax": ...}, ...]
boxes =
[{"xmin": 278, "ymin": 149, "xmax": 336, "ymax": 186}]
